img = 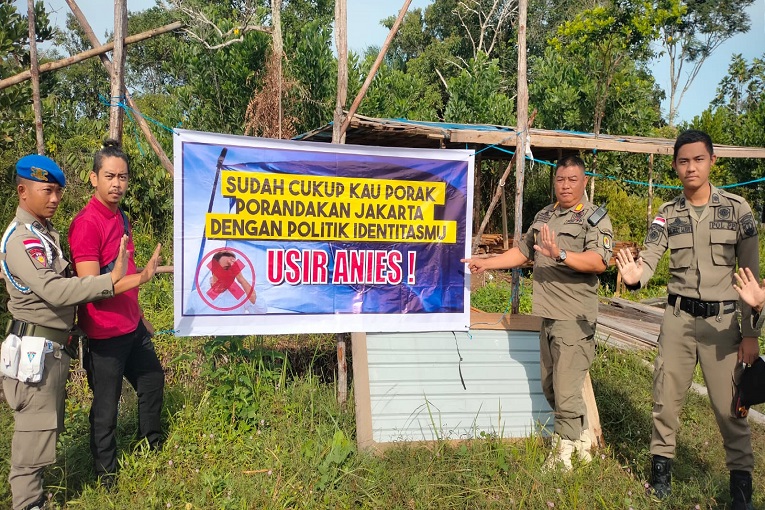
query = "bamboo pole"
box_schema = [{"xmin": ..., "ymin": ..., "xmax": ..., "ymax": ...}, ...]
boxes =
[
  {"xmin": 0, "ymin": 22, "xmax": 183, "ymax": 91},
  {"xmin": 27, "ymin": 0, "xmax": 44, "ymax": 154},
  {"xmin": 65, "ymin": 0, "xmax": 175, "ymax": 176},
  {"xmin": 271, "ymin": 0, "xmax": 283, "ymax": 139},
  {"xmin": 511, "ymin": 0, "xmax": 529, "ymax": 315},
  {"xmin": 109, "ymin": 0, "xmax": 127, "ymax": 142},
  {"xmin": 647, "ymin": 153, "xmax": 654, "ymax": 230},
  {"xmin": 338, "ymin": 0, "xmax": 412, "ymax": 136}
]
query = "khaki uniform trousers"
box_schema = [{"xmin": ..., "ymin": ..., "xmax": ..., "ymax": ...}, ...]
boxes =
[
  {"xmin": 651, "ymin": 304, "xmax": 753, "ymax": 472},
  {"xmin": 3, "ymin": 349, "xmax": 70, "ymax": 510},
  {"xmin": 539, "ymin": 319, "xmax": 596, "ymax": 441}
]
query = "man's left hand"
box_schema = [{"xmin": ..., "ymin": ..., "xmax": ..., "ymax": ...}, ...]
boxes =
[{"xmin": 739, "ymin": 336, "xmax": 759, "ymax": 366}]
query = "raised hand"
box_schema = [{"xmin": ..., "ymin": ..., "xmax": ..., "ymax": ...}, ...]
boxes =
[
  {"xmin": 615, "ymin": 247, "xmax": 643, "ymax": 286},
  {"xmin": 139, "ymin": 243, "xmax": 162, "ymax": 285},
  {"xmin": 733, "ymin": 267, "xmax": 765, "ymax": 313},
  {"xmin": 110, "ymin": 235, "xmax": 129, "ymax": 284},
  {"xmin": 533, "ymin": 224, "xmax": 559, "ymax": 259}
]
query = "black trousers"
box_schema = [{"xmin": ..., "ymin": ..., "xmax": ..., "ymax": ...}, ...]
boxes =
[{"xmin": 85, "ymin": 320, "xmax": 165, "ymax": 476}]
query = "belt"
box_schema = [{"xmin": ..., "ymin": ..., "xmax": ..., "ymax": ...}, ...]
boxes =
[
  {"xmin": 668, "ymin": 294, "xmax": 736, "ymax": 318},
  {"xmin": 5, "ymin": 319, "xmax": 70, "ymax": 343}
]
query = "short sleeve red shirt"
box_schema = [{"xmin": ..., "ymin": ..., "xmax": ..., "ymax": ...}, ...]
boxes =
[{"xmin": 68, "ymin": 196, "xmax": 140, "ymax": 339}]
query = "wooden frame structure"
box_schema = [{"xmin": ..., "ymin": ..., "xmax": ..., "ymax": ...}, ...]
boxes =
[{"xmin": 298, "ymin": 114, "xmax": 765, "ymax": 161}]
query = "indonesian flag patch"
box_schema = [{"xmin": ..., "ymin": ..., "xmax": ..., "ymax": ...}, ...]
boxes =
[
  {"xmin": 651, "ymin": 216, "xmax": 666, "ymax": 227},
  {"xmin": 23, "ymin": 239, "xmax": 48, "ymax": 268}
]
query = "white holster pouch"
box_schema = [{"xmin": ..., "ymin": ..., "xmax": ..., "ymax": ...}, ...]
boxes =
[
  {"xmin": 17, "ymin": 336, "xmax": 47, "ymax": 383},
  {"xmin": 1, "ymin": 334, "xmax": 22, "ymax": 379}
]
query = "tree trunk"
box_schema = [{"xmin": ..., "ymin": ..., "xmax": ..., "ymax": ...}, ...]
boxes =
[
  {"xmin": 512, "ymin": 0, "xmax": 529, "ymax": 315},
  {"xmin": 647, "ymin": 153, "xmax": 654, "ymax": 229},
  {"xmin": 109, "ymin": 0, "xmax": 127, "ymax": 142},
  {"xmin": 27, "ymin": 0, "xmax": 44, "ymax": 154}
]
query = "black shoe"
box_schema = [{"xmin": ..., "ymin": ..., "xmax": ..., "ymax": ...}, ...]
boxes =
[
  {"xmin": 22, "ymin": 495, "xmax": 47, "ymax": 510},
  {"xmin": 730, "ymin": 470, "xmax": 754, "ymax": 510},
  {"xmin": 649, "ymin": 455, "xmax": 672, "ymax": 500},
  {"xmin": 99, "ymin": 473, "xmax": 117, "ymax": 492}
]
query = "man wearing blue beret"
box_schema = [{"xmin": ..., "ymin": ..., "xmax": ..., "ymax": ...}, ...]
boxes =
[{"xmin": 0, "ymin": 154, "xmax": 131, "ymax": 510}]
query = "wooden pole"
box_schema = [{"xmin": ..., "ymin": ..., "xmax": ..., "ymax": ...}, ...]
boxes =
[
  {"xmin": 333, "ymin": 0, "xmax": 349, "ymax": 406},
  {"xmin": 332, "ymin": 0, "xmax": 348, "ymax": 145},
  {"xmin": 500, "ymin": 168, "xmax": 509, "ymax": 251},
  {"xmin": 470, "ymin": 111, "xmax": 536, "ymax": 253},
  {"xmin": 647, "ymin": 153, "xmax": 654, "ymax": 230},
  {"xmin": 0, "ymin": 22, "xmax": 183, "ymax": 91},
  {"xmin": 338, "ymin": 0, "xmax": 412, "ymax": 136},
  {"xmin": 511, "ymin": 0, "xmax": 529, "ymax": 315},
  {"xmin": 27, "ymin": 0, "xmax": 44, "ymax": 154},
  {"xmin": 65, "ymin": 0, "xmax": 174, "ymax": 176},
  {"xmin": 271, "ymin": 0, "xmax": 283, "ymax": 139},
  {"xmin": 109, "ymin": 0, "xmax": 127, "ymax": 142}
]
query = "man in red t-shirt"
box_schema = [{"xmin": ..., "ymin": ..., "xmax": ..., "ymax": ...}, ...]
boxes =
[{"xmin": 68, "ymin": 139, "xmax": 162, "ymax": 489}]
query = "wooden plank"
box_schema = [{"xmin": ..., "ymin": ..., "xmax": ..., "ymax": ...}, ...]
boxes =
[
  {"xmin": 470, "ymin": 312, "xmax": 542, "ymax": 332},
  {"xmin": 351, "ymin": 332, "xmax": 375, "ymax": 452},
  {"xmin": 583, "ymin": 372, "xmax": 604, "ymax": 448},
  {"xmin": 596, "ymin": 315, "xmax": 660, "ymax": 344},
  {"xmin": 608, "ymin": 297, "xmax": 665, "ymax": 318}
]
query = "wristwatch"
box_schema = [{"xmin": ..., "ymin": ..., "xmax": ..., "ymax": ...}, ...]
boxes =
[{"xmin": 557, "ymin": 249, "xmax": 567, "ymax": 263}]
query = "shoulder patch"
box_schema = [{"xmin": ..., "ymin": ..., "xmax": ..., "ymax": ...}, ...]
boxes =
[
  {"xmin": 652, "ymin": 216, "xmax": 666, "ymax": 227},
  {"xmin": 23, "ymin": 239, "xmax": 48, "ymax": 268},
  {"xmin": 740, "ymin": 212, "xmax": 758, "ymax": 239}
]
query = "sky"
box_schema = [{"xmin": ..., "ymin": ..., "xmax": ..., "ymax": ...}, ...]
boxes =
[{"xmin": 16, "ymin": 0, "xmax": 765, "ymax": 124}]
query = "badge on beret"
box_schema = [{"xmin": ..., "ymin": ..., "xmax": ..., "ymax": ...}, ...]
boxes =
[
  {"xmin": 603, "ymin": 236, "xmax": 612, "ymax": 249},
  {"xmin": 30, "ymin": 166, "xmax": 49, "ymax": 182},
  {"xmin": 23, "ymin": 239, "xmax": 48, "ymax": 268}
]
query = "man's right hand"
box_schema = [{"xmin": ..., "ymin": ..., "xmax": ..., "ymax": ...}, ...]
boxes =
[
  {"xmin": 461, "ymin": 257, "xmax": 489, "ymax": 274},
  {"xmin": 110, "ymin": 235, "xmax": 129, "ymax": 285},
  {"xmin": 615, "ymin": 247, "xmax": 643, "ymax": 286},
  {"xmin": 139, "ymin": 243, "xmax": 162, "ymax": 285}
]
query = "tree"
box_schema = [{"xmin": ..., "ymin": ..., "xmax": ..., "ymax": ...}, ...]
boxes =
[
  {"xmin": 657, "ymin": 0, "xmax": 756, "ymax": 127},
  {"xmin": 0, "ymin": 0, "xmax": 54, "ymax": 147}
]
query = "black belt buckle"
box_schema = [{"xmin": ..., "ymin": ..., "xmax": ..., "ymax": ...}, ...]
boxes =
[{"xmin": 6, "ymin": 320, "xmax": 27, "ymax": 337}]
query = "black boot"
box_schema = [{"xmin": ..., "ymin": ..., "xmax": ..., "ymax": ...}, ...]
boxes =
[
  {"xmin": 730, "ymin": 470, "xmax": 754, "ymax": 510},
  {"xmin": 649, "ymin": 455, "xmax": 672, "ymax": 500}
]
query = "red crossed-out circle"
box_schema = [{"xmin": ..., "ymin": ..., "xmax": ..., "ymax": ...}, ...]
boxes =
[{"xmin": 194, "ymin": 247, "xmax": 255, "ymax": 312}]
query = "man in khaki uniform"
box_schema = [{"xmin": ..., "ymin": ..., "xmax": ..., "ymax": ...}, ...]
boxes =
[
  {"xmin": 463, "ymin": 155, "xmax": 613, "ymax": 470},
  {"xmin": 617, "ymin": 130, "xmax": 760, "ymax": 510},
  {"xmin": 0, "ymin": 154, "xmax": 128, "ymax": 510}
]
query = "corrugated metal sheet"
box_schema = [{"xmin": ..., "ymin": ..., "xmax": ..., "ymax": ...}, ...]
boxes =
[{"xmin": 365, "ymin": 330, "xmax": 553, "ymax": 444}]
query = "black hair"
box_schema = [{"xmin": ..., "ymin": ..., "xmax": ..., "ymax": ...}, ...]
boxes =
[
  {"xmin": 674, "ymin": 130, "xmax": 713, "ymax": 161},
  {"xmin": 212, "ymin": 251, "xmax": 236, "ymax": 262},
  {"xmin": 93, "ymin": 138, "xmax": 130, "ymax": 174},
  {"xmin": 556, "ymin": 155, "xmax": 586, "ymax": 172}
]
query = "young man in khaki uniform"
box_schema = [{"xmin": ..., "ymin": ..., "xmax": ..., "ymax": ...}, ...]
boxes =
[
  {"xmin": 616, "ymin": 130, "xmax": 760, "ymax": 510},
  {"xmin": 0, "ymin": 155, "xmax": 130, "ymax": 510},
  {"xmin": 463, "ymin": 155, "xmax": 614, "ymax": 469}
]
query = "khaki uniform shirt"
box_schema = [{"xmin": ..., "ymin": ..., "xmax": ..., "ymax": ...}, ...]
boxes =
[
  {"xmin": 518, "ymin": 200, "xmax": 614, "ymax": 322},
  {"xmin": 1, "ymin": 207, "xmax": 114, "ymax": 331},
  {"xmin": 637, "ymin": 185, "xmax": 761, "ymax": 337}
]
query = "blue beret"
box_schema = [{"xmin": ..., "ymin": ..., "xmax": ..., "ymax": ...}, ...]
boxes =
[{"xmin": 16, "ymin": 154, "xmax": 66, "ymax": 187}]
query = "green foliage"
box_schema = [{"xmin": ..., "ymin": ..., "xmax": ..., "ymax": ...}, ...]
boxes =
[
  {"xmin": 360, "ymin": 63, "xmax": 441, "ymax": 121},
  {"xmin": 470, "ymin": 275, "xmax": 533, "ymax": 314},
  {"xmin": 444, "ymin": 53, "xmax": 515, "ymax": 125}
]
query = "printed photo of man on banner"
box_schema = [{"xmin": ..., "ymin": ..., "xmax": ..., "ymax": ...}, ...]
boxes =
[{"xmin": 173, "ymin": 129, "xmax": 474, "ymax": 336}]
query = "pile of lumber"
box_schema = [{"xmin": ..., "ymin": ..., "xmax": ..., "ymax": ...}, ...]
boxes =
[{"xmin": 596, "ymin": 297, "xmax": 663, "ymax": 351}]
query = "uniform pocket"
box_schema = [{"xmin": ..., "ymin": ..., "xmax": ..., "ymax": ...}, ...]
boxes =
[
  {"xmin": 557, "ymin": 223, "xmax": 584, "ymax": 251},
  {"xmin": 710, "ymin": 229, "xmax": 736, "ymax": 266},
  {"xmin": 668, "ymin": 233, "xmax": 693, "ymax": 269}
]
